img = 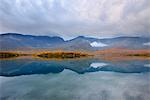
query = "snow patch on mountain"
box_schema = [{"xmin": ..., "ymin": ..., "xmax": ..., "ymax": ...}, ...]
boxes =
[
  {"xmin": 143, "ymin": 42, "xmax": 150, "ymax": 46},
  {"xmin": 90, "ymin": 41, "xmax": 108, "ymax": 47}
]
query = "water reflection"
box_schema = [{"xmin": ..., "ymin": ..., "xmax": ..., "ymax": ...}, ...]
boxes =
[
  {"xmin": 90, "ymin": 62, "xmax": 108, "ymax": 68},
  {"xmin": 0, "ymin": 58, "xmax": 149, "ymax": 77}
]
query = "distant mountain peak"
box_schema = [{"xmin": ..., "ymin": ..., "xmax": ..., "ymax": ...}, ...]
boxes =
[
  {"xmin": 0, "ymin": 33, "xmax": 149, "ymax": 50},
  {"xmin": 77, "ymin": 36, "xmax": 85, "ymax": 38},
  {"xmin": 0, "ymin": 33, "xmax": 23, "ymax": 36},
  {"xmin": 0, "ymin": 33, "xmax": 64, "ymax": 40}
]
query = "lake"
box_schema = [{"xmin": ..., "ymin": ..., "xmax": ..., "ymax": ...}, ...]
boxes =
[{"xmin": 0, "ymin": 58, "xmax": 150, "ymax": 100}]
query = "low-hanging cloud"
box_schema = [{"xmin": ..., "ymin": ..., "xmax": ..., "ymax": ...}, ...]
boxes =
[{"xmin": 0, "ymin": 0, "xmax": 150, "ymax": 39}]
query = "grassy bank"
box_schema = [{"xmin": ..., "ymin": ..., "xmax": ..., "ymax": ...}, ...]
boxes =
[
  {"xmin": 37, "ymin": 52, "xmax": 90, "ymax": 59},
  {"xmin": 126, "ymin": 54, "xmax": 150, "ymax": 57},
  {"xmin": 0, "ymin": 48, "xmax": 149, "ymax": 60},
  {"xmin": 0, "ymin": 51, "xmax": 91, "ymax": 59},
  {"xmin": 0, "ymin": 52, "xmax": 20, "ymax": 58},
  {"xmin": 94, "ymin": 48, "xmax": 150, "ymax": 61}
]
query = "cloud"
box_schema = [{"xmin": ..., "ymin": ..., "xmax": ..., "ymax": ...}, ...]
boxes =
[{"xmin": 0, "ymin": 0, "xmax": 150, "ymax": 39}]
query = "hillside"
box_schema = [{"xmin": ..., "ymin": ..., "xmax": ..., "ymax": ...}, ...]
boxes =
[{"xmin": 0, "ymin": 33, "xmax": 149, "ymax": 51}]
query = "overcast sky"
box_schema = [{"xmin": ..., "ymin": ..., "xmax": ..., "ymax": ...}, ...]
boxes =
[{"xmin": 0, "ymin": 0, "xmax": 150, "ymax": 39}]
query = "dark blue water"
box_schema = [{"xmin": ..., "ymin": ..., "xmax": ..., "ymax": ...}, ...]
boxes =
[{"xmin": 0, "ymin": 58, "xmax": 149, "ymax": 77}]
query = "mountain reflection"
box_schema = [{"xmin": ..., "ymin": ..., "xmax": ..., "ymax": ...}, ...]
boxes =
[{"xmin": 0, "ymin": 58, "xmax": 149, "ymax": 77}]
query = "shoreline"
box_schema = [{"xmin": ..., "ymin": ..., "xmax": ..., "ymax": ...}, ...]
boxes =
[{"xmin": 0, "ymin": 48, "xmax": 150, "ymax": 61}]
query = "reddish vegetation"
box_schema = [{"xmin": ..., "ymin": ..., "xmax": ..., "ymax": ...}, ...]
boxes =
[
  {"xmin": 36, "ymin": 51, "xmax": 91, "ymax": 60},
  {"xmin": 0, "ymin": 48, "xmax": 149, "ymax": 61},
  {"xmin": 94, "ymin": 48, "xmax": 150, "ymax": 61}
]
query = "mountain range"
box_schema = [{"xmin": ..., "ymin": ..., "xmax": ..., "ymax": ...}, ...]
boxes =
[{"xmin": 0, "ymin": 33, "xmax": 149, "ymax": 51}]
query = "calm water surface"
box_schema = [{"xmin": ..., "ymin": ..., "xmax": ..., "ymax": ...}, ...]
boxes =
[{"xmin": 0, "ymin": 58, "xmax": 150, "ymax": 100}]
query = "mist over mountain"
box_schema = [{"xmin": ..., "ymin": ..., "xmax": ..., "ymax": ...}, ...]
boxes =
[{"xmin": 0, "ymin": 33, "xmax": 149, "ymax": 51}]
